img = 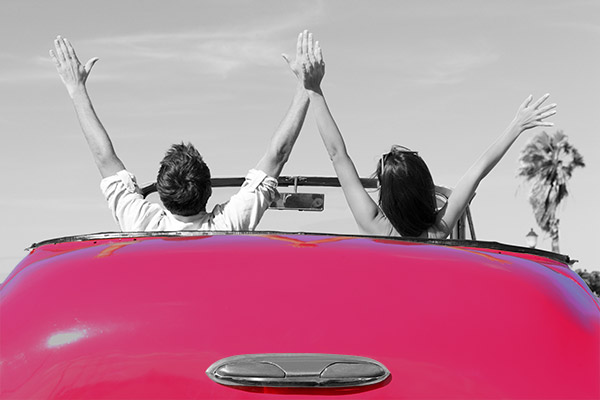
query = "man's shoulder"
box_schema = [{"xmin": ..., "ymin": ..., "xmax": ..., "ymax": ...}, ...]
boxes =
[
  {"xmin": 101, "ymin": 170, "xmax": 142, "ymax": 195},
  {"xmin": 242, "ymin": 169, "xmax": 277, "ymax": 192}
]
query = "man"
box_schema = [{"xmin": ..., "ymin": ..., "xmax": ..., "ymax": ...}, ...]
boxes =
[{"xmin": 50, "ymin": 32, "xmax": 315, "ymax": 231}]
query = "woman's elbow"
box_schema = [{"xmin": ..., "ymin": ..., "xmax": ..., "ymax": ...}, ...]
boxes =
[{"xmin": 329, "ymin": 147, "xmax": 350, "ymax": 164}]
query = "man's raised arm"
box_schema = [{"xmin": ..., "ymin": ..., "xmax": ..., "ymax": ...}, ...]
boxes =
[
  {"xmin": 255, "ymin": 31, "xmax": 311, "ymax": 178},
  {"xmin": 50, "ymin": 36, "xmax": 125, "ymax": 178}
]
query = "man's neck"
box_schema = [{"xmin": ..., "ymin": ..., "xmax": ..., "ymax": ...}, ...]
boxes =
[{"xmin": 172, "ymin": 211, "xmax": 205, "ymax": 223}]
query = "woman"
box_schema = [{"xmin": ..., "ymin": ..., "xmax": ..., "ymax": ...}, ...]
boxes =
[{"xmin": 299, "ymin": 31, "xmax": 556, "ymax": 239}]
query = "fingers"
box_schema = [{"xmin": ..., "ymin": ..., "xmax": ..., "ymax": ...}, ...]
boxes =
[
  {"xmin": 53, "ymin": 35, "xmax": 78, "ymax": 65},
  {"xmin": 315, "ymin": 41, "xmax": 323, "ymax": 65},
  {"xmin": 53, "ymin": 36, "xmax": 67, "ymax": 62},
  {"xmin": 57, "ymin": 36, "xmax": 70, "ymax": 62},
  {"xmin": 537, "ymin": 103, "xmax": 557, "ymax": 115},
  {"xmin": 520, "ymin": 94, "xmax": 533, "ymax": 109},
  {"xmin": 301, "ymin": 29, "xmax": 309, "ymax": 57},
  {"xmin": 307, "ymin": 34, "xmax": 317, "ymax": 65},
  {"xmin": 298, "ymin": 30, "xmax": 322, "ymax": 64},
  {"xmin": 534, "ymin": 97, "xmax": 556, "ymax": 122},
  {"xmin": 295, "ymin": 32, "xmax": 302, "ymax": 60},
  {"xmin": 529, "ymin": 101, "xmax": 556, "ymax": 128},
  {"xmin": 287, "ymin": 29, "xmax": 323, "ymax": 85},
  {"xmin": 538, "ymin": 109, "xmax": 556, "ymax": 120},
  {"xmin": 49, "ymin": 50, "xmax": 60, "ymax": 67},
  {"xmin": 63, "ymin": 37, "xmax": 81, "ymax": 64},
  {"xmin": 532, "ymin": 93, "xmax": 550, "ymax": 109},
  {"xmin": 537, "ymin": 122, "xmax": 554, "ymax": 127}
]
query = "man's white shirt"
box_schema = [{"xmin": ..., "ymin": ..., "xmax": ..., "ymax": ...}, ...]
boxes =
[{"xmin": 100, "ymin": 169, "xmax": 278, "ymax": 231}]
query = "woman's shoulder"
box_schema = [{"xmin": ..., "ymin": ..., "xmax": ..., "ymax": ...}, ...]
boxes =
[
  {"xmin": 362, "ymin": 211, "xmax": 449, "ymax": 239},
  {"xmin": 359, "ymin": 209, "xmax": 397, "ymax": 236},
  {"xmin": 427, "ymin": 221, "xmax": 450, "ymax": 239}
]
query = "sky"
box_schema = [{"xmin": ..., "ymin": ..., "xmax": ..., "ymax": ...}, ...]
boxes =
[{"xmin": 1, "ymin": 0, "xmax": 599, "ymax": 281}]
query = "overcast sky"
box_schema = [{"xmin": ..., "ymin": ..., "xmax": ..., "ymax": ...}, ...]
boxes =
[{"xmin": 1, "ymin": 0, "xmax": 598, "ymax": 280}]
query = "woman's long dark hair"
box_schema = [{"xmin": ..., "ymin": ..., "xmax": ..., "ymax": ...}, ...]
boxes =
[{"xmin": 376, "ymin": 146, "xmax": 437, "ymax": 237}]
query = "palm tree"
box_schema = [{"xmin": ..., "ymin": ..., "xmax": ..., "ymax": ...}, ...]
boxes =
[{"xmin": 517, "ymin": 130, "xmax": 585, "ymax": 253}]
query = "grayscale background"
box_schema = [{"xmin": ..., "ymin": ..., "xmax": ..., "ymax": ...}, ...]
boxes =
[{"xmin": 1, "ymin": 0, "xmax": 598, "ymax": 280}]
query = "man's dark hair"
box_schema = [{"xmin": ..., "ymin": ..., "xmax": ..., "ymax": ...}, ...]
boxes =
[{"xmin": 156, "ymin": 142, "xmax": 211, "ymax": 216}]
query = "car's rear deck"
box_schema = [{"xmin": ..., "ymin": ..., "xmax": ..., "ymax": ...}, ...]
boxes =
[{"xmin": 2, "ymin": 233, "xmax": 598, "ymax": 398}]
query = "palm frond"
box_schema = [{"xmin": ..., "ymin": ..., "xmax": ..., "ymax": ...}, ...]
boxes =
[{"xmin": 517, "ymin": 130, "xmax": 585, "ymax": 236}]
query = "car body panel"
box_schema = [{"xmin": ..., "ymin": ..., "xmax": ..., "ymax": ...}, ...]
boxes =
[{"xmin": 1, "ymin": 233, "xmax": 598, "ymax": 398}]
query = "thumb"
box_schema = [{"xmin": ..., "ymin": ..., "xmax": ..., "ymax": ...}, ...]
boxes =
[
  {"xmin": 84, "ymin": 57, "xmax": 99, "ymax": 74},
  {"xmin": 281, "ymin": 53, "xmax": 291, "ymax": 66}
]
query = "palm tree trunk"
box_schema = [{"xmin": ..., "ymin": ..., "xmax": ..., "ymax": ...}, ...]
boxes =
[{"xmin": 550, "ymin": 219, "xmax": 560, "ymax": 253}]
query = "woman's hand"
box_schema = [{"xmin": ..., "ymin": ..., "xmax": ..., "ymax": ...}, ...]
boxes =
[
  {"xmin": 283, "ymin": 30, "xmax": 325, "ymax": 92},
  {"xmin": 512, "ymin": 93, "xmax": 557, "ymax": 132},
  {"xmin": 299, "ymin": 31, "xmax": 325, "ymax": 93}
]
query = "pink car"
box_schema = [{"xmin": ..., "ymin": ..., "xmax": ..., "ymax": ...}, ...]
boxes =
[{"xmin": 1, "ymin": 177, "xmax": 598, "ymax": 399}]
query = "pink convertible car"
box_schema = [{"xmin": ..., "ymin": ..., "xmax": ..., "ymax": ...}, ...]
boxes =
[{"xmin": 1, "ymin": 177, "xmax": 598, "ymax": 399}]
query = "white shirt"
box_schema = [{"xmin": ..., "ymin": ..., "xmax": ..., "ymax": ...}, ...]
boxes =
[{"xmin": 100, "ymin": 169, "xmax": 278, "ymax": 232}]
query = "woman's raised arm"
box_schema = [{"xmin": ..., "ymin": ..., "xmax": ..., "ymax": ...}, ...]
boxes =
[
  {"xmin": 301, "ymin": 31, "xmax": 387, "ymax": 234},
  {"xmin": 437, "ymin": 94, "xmax": 556, "ymax": 237}
]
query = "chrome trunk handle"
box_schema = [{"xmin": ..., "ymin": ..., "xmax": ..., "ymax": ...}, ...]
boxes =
[{"xmin": 206, "ymin": 353, "xmax": 390, "ymax": 388}]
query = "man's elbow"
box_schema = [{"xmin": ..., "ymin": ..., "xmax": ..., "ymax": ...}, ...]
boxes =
[
  {"xmin": 270, "ymin": 146, "xmax": 292, "ymax": 167},
  {"xmin": 96, "ymin": 155, "xmax": 116, "ymax": 168},
  {"xmin": 95, "ymin": 155, "xmax": 124, "ymax": 177}
]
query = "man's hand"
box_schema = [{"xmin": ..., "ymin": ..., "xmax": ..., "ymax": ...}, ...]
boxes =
[
  {"xmin": 282, "ymin": 31, "xmax": 304, "ymax": 80},
  {"xmin": 512, "ymin": 93, "xmax": 556, "ymax": 132},
  {"xmin": 254, "ymin": 31, "xmax": 313, "ymax": 179},
  {"xmin": 50, "ymin": 36, "xmax": 98, "ymax": 98},
  {"xmin": 50, "ymin": 35, "xmax": 125, "ymax": 178}
]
